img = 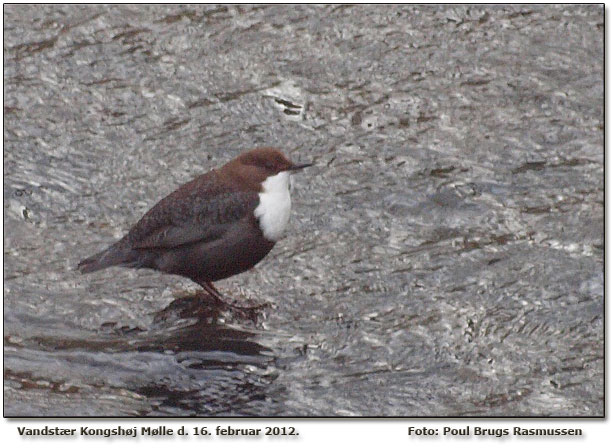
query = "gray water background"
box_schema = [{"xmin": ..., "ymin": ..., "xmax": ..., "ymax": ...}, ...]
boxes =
[{"xmin": 3, "ymin": 4, "xmax": 603, "ymax": 416}]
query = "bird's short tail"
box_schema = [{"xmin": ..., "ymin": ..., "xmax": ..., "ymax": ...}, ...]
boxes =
[{"xmin": 77, "ymin": 244, "xmax": 133, "ymax": 274}]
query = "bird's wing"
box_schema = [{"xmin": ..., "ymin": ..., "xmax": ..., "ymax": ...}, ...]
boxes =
[
  {"xmin": 122, "ymin": 172, "xmax": 259, "ymax": 250},
  {"xmin": 133, "ymin": 191, "xmax": 259, "ymax": 249}
]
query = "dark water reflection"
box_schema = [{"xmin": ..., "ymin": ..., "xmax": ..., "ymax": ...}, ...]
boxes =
[
  {"xmin": 4, "ymin": 4, "xmax": 603, "ymax": 416},
  {"xmin": 6, "ymin": 294, "xmax": 278, "ymax": 416}
]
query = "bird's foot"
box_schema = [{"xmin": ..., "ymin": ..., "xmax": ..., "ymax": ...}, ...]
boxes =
[
  {"xmin": 220, "ymin": 297, "xmax": 269, "ymax": 311},
  {"xmin": 198, "ymin": 281, "xmax": 269, "ymax": 312}
]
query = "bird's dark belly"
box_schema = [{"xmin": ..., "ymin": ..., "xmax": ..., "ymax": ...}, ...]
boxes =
[{"xmin": 153, "ymin": 220, "xmax": 275, "ymax": 282}]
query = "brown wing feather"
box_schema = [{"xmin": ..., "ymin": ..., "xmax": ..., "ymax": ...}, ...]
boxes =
[{"xmin": 120, "ymin": 170, "xmax": 258, "ymax": 250}]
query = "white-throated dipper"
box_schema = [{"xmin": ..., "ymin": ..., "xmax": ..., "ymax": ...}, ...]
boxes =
[{"xmin": 78, "ymin": 147, "xmax": 311, "ymax": 302}]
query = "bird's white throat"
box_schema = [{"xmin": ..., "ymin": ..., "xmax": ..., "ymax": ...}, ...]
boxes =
[{"xmin": 254, "ymin": 171, "xmax": 291, "ymax": 242}]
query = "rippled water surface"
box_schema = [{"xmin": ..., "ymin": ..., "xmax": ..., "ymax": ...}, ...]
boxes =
[{"xmin": 4, "ymin": 5, "xmax": 603, "ymax": 416}]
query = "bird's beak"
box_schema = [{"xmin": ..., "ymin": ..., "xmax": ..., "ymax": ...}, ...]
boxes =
[{"xmin": 289, "ymin": 162, "xmax": 313, "ymax": 172}]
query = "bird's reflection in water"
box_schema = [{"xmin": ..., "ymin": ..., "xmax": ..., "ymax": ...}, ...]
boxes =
[
  {"xmin": 126, "ymin": 290, "xmax": 277, "ymax": 416},
  {"xmin": 25, "ymin": 291, "xmax": 278, "ymax": 416}
]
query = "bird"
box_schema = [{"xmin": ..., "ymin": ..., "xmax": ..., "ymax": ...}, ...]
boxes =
[{"xmin": 78, "ymin": 147, "xmax": 312, "ymax": 303}]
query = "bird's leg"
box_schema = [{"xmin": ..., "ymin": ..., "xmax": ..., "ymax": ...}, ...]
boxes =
[
  {"xmin": 198, "ymin": 280, "xmax": 265, "ymax": 311},
  {"xmin": 200, "ymin": 281, "xmax": 226, "ymax": 303}
]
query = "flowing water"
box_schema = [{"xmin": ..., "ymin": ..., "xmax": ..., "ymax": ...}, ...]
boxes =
[{"xmin": 3, "ymin": 4, "xmax": 603, "ymax": 416}]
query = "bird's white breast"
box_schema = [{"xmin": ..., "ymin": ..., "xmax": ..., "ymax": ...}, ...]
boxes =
[{"xmin": 254, "ymin": 171, "xmax": 291, "ymax": 242}]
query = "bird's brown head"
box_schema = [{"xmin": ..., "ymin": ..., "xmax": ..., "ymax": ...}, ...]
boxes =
[{"xmin": 222, "ymin": 147, "xmax": 312, "ymax": 191}]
